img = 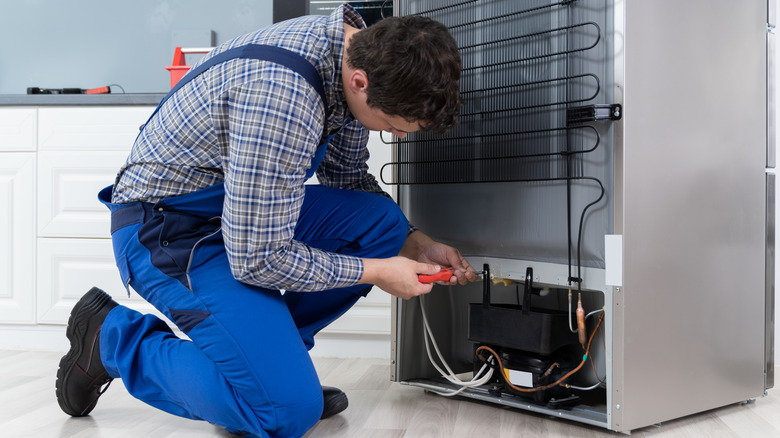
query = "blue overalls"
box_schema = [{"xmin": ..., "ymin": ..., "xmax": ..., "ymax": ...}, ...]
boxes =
[{"xmin": 97, "ymin": 45, "xmax": 408, "ymax": 438}]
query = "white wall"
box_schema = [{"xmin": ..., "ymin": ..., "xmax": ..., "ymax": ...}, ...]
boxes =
[{"xmin": 0, "ymin": 1, "xmax": 273, "ymax": 94}]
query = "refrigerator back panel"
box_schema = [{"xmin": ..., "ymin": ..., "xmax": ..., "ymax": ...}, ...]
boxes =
[{"xmin": 391, "ymin": 0, "xmax": 616, "ymax": 271}]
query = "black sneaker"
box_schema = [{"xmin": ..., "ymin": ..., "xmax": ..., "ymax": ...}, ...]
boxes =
[
  {"xmin": 321, "ymin": 386, "xmax": 348, "ymax": 419},
  {"xmin": 56, "ymin": 287, "xmax": 119, "ymax": 417}
]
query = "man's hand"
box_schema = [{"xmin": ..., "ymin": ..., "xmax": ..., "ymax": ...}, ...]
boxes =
[
  {"xmin": 358, "ymin": 256, "xmax": 442, "ymax": 300},
  {"xmin": 359, "ymin": 231, "xmax": 479, "ymax": 299},
  {"xmin": 399, "ymin": 230, "xmax": 479, "ymax": 286}
]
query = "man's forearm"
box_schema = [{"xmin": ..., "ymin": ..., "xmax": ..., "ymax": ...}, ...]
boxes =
[{"xmin": 398, "ymin": 230, "xmax": 435, "ymax": 260}]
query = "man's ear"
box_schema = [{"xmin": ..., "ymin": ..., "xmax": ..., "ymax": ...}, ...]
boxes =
[{"xmin": 347, "ymin": 69, "xmax": 369, "ymax": 95}]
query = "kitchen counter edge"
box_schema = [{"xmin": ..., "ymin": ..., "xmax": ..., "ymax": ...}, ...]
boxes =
[{"xmin": 0, "ymin": 94, "xmax": 166, "ymax": 106}]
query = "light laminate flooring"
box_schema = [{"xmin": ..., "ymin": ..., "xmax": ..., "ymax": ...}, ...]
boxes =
[{"xmin": 2, "ymin": 349, "xmax": 779, "ymax": 438}]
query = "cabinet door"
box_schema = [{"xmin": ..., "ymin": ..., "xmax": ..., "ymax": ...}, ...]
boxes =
[
  {"xmin": 322, "ymin": 290, "xmax": 391, "ymax": 335},
  {"xmin": 0, "ymin": 108, "xmax": 36, "ymax": 151},
  {"xmin": 36, "ymin": 238, "xmax": 166, "ymax": 325},
  {"xmin": 38, "ymin": 106, "xmax": 154, "ymax": 151},
  {"xmin": 37, "ymin": 151, "xmax": 129, "ymax": 238},
  {"xmin": 0, "ymin": 154, "xmax": 35, "ymax": 323}
]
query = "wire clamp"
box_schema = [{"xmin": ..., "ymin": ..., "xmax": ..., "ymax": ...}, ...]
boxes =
[{"xmin": 567, "ymin": 104, "xmax": 622, "ymax": 124}]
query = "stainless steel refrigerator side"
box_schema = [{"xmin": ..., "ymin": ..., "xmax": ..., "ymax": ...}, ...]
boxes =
[
  {"xmin": 767, "ymin": 12, "xmax": 776, "ymax": 392},
  {"xmin": 619, "ymin": 0, "xmax": 768, "ymax": 432},
  {"xmin": 609, "ymin": 0, "xmax": 626, "ymax": 431},
  {"xmin": 769, "ymin": 27, "xmax": 777, "ymax": 170},
  {"xmin": 766, "ymin": 173, "xmax": 776, "ymax": 391}
]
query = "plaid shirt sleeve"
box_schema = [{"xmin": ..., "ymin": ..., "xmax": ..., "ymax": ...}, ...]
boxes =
[{"xmin": 222, "ymin": 72, "xmax": 364, "ymax": 292}]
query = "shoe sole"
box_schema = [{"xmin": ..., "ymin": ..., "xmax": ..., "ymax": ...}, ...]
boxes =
[
  {"xmin": 321, "ymin": 391, "xmax": 348, "ymax": 419},
  {"xmin": 55, "ymin": 287, "xmax": 114, "ymax": 417}
]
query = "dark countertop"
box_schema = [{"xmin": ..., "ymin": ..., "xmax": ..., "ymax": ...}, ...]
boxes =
[{"xmin": 0, "ymin": 93, "xmax": 166, "ymax": 106}]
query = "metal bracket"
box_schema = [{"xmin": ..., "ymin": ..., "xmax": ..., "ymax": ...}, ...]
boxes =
[
  {"xmin": 482, "ymin": 263, "xmax": 491, "ymax": 309},
  {"xmin": 567, "ymin": 104, "xmax": 623, "ymax": 124}
]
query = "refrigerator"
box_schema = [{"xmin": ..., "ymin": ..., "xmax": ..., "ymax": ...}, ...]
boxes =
[{"xmin": 388, "ymin": 0, "xmax": 775, "ymax": 433}]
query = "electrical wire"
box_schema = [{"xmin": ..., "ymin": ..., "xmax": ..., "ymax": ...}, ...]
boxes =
[
  {"xmin": 108, "ymin": 84, "xmax": 125, "ymax": 93},
  {"xmin": 419, "ymin": 294, "xmax": 495, "ymax": 396},
  {"xmin": 568, "ymin": 381, "xmax": 604, "ymax": 391},
  {"xmin": 586, "ymin": 308, "xmax": 604, "ymax": 320}
]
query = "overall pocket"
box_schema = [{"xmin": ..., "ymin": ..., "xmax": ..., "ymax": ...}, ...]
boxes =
[{"xmin": 138, "ymin": 208, "xmax": 222, "ymax": 289}]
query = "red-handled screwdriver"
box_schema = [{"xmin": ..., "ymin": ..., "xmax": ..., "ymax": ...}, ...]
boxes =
[{"xmin": 418, "ymin": 268, "xmax": 453, "ymax": 283}]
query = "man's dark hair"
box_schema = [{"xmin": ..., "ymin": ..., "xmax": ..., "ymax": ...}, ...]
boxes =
[{"xmin": 347, "ymin": 15, "xmax": 462, "ymax": 135}]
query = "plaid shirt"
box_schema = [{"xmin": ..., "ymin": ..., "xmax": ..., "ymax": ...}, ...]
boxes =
[{"xmin": 112, "ymin": 5, "xmax": 391, "ymax": 292}]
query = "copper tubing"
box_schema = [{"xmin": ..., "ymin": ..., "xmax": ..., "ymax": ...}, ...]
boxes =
[{"xmin": 576, "ymin": 293, "xmax": 587, "ymax": 347}]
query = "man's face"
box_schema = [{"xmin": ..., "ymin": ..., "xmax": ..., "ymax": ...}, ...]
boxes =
[{"xmin": 351, "ymin": 103, "xmax": 421, "ymax": 139}]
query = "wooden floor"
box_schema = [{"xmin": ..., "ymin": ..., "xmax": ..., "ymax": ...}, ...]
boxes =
[{"xmin": 2, "ymin": 349, "xmax": 779, "ymax": 438}]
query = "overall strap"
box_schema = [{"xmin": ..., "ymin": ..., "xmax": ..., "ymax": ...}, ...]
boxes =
[{"xmin": 143, "ymin": 44, "xmax": 327, "ymax": 127}]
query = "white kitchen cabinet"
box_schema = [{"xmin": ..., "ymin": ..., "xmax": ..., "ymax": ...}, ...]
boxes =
[
  {"xmin": 36, "ymin": 238, "xmax": 160, "ymax": 325},
  {"xmin": 37, "ymin": 151, "xmax": 130, "ymax": 238},
  {"xmin": 38, "ymin": 107, "xmax": 151, "ymax": 151},
  {"xmin": 0, "ymin": 108, "xmax": 36, "ymax": 151},
  {"xmin": 0, "ymin": 153, "xmax": 36, "ymax": 323},
  {"xmin": 33, "ymin": 106, "xmax": 155, "ymax": 324},
  {"xmin": 0, "ymin": 105, "xmax": 155, "ymax": 325}
]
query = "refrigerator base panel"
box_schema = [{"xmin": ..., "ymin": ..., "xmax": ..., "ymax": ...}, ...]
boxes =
[{"xmin": 401, "ymin": 379, "xmax": 609, "ymax": 429}]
